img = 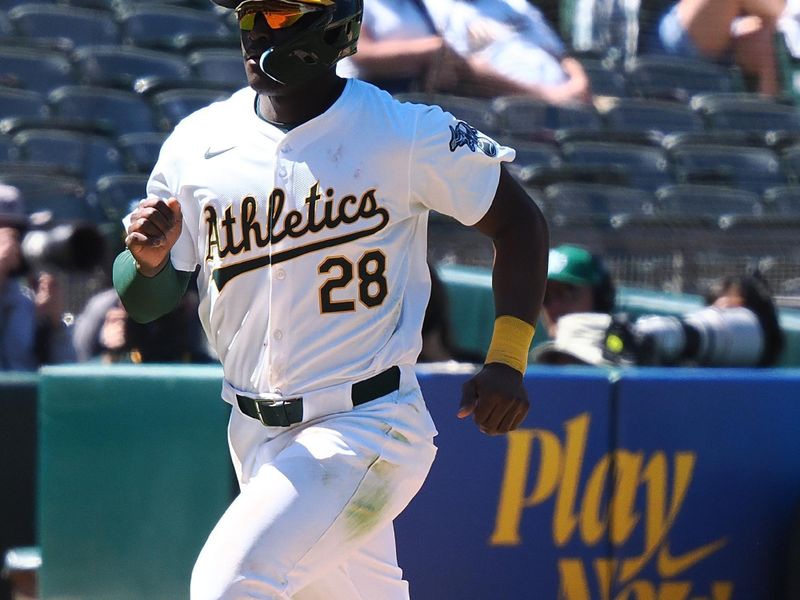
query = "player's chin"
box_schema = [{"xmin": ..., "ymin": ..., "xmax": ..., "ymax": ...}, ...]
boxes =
[{"xmin": 245, "ymin": 59, "xmax": 289, "ymax": 95}]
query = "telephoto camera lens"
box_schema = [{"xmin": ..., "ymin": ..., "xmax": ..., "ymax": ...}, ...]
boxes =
[{"xmin": 603, "ymin": 307, "xmax": 767, "ymax": 367}]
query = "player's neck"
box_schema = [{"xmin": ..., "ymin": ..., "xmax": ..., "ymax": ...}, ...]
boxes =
[{"xmin": 257, "ymin": 74, "xmax": 346, "ymax": 127}]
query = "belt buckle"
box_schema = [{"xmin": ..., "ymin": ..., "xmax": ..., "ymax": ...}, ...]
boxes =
[{"xmin": 254, "ymin": 396, "xmax": 302, "ymax": 427}]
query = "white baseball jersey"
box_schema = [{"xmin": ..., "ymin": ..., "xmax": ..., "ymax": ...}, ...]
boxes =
[{"xmin": 147, "ymin": 78, "xmax": 515, "ymax": 403}]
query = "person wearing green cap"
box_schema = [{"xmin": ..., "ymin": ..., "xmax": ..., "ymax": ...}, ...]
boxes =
[{"xmin": 542, "ymin": 244, "xmax": 616, "ymax": 339}]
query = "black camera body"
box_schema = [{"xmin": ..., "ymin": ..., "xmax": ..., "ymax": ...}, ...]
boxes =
[{"xmin": 21, "ymin": 222, "xmax": 106, "ymax": 273}]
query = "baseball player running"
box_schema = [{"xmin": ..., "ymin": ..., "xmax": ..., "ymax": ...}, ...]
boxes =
[{"xmin": 113, "ymin": 0, "xmax": 549, "ymax": 597}]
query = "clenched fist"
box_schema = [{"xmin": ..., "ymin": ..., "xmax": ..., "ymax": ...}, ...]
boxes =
[
  {"xmin": 125, "ymin": 197, "xmax": 183, "ymax": 277},
  {"xmin": 458, "ymin": 362, "xmax": 529, "ymax": 435}
]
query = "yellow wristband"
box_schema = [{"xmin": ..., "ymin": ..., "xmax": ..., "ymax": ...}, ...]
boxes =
[{"xmin": 485, "ymin": 315, "xmax": 536, "ymax": 374}]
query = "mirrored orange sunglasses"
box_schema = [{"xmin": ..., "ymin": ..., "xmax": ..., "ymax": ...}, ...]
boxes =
[{"xmin": 236, "ymin": 1, "xmax": 332, "ymax": 31}]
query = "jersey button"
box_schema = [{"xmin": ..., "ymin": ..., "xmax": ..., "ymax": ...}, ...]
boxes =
[
  {"xmin": 273, "ymin": 330, "xmax": 283, "ymax": 341},
  {"xmin": 278, "ymin": 167, "xmax": 287, "ymax": 178},
  {"xmin": 276, "ymin": 269, "xmax": 286, "ymax": 280}
]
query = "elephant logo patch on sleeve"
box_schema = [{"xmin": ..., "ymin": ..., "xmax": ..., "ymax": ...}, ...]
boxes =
[{"xmin": 449, "ymin": 121, "xmax": 498, "ymax": 157}]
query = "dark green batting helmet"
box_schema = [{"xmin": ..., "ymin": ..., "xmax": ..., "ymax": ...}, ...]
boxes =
[{"xmin": 212, "ymin": 0, "xmax": 363, "ymax": 85}]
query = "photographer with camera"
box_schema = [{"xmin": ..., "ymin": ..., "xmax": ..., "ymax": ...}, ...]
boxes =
[
  {"xmin": 603, "ymin": 274, "xmax": 785, "ymax": 368},
  {"xmin": 0, "ymin": 184, "xmax": 75, "ymax": 370},
  {"xmin": 542, "ymin": 244, "xmax": 616, "ymax": 338}
]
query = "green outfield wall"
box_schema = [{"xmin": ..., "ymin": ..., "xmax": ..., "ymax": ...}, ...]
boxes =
[{"xmin": 36, "ymin": 365, "xmax": 233, "ymax": 600}]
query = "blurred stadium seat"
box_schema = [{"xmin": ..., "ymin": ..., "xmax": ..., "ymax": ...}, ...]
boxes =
[
  {"xmin": 0, "ymin": 11, "xmax": 14, "ymax": 37},
  {"xmin": 560, "ymin": 140, "xmax": 671, "ymax": 192},
  {"xmin": 779, "ymin": 143, "xmax": 800, "ymax": 183},
  {"xmin": 73, "ymin": 45, "xmax": 191, "ymax": 89},
  {"xmin": 116, "ymin": 131, "xmax": 167, "ymax": 174},
  {"xmin": 148, "ymin": 87, "xmax": 232, "ymax": 131},
  {"xmin": 2, "ymin": 0, "xmax": 58, "ymax": 7},
  {"xmin": 117, "ymin": 5, "xmax": 232, "ymax": 50},
  {"xmin": 554, "ymin": 128, "xmax": 664, "ymax": 147},
  {"xmin": 625, "ymin": 55, "xmax": 744, "ymax": 101},
  {"xmin": 661, "ymin": 130, "xmax": 767, "ymax": 151},
  {"xmin": 64, "ymin": 0, "xmax": 120, "ymax": 9},
  {"xmin": 520, "ymin": 164, "xmax": 628, "ymax": 189},
  {"xmin": 12, "ymin": 128, "xmax": 124, "ymax": 184},
  {"xmin": 601, "ymin": 98, "xmax": 705, "ymax": 135},
  {"xmin": 0, "ymin": 46, "xmax": 76, "ymax": 94},
  {"xmin": 492, "ymin": 96, "xmax": 602, "ymax": 141},
  {"xmin": 0, "ymin": 168, "xmax": 96, "ymax": 222},
  {"xmin": 0, "ymin": 86, "xmax": 49, "ymax": 119},
  {"xmin": 0, "ymin": 115, "xmax": 112, "ymax": 138},
  {"xmin": 186, "ymin": 48, "xmax": 247, "ymax": 88},
  {"xmin": 667, "ymin": 144, "xmax": 785, "ymax": 194},
  {"xmin": 762, "ymin": 185, "xmax": 800, "ymax": 218},
  {"xmin": 691, "ymin": 94, "xmax": 800, "ymax": 134},
  {"xmin": 7, "ymin": 4, "xmax": 120, "ymax": 48},
  {"xmin": 48, "ymin": 85, "xmax": 158, "ymax": 135},
  {"xmin": 544, "ymin": 182, "xmax": 655, "ymax": 228},
  {"xmin": 655, "ymin": 184, "xmax": 763, "ymax": 229},
  {"xmin": 93, "ymin": 172, "xmax": 148, "ymax": 223},
  {"xmin": 503, "ymin": 138, "xmax": 561, "ymax": 175},
  {"xmin": 576, "ymin": 58, "xmax": 628, "ymax": 98},
  {"xmin": 0, "ymin": 133, "xmax": 17, "ymax": 163}
]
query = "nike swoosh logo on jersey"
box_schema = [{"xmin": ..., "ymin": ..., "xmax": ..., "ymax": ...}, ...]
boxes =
[{"xmin": 204, "ymin": 146, "xmax": 236, "ymax": 159}]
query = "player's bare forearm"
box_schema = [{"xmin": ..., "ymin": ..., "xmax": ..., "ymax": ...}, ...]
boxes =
[
  {"xmin": 474, "ymin": 166, "xmax": 549, "ymax": 326},
  {"xmin": 459, "ymin": 166, "xmax": 549, "ymax": 435}
]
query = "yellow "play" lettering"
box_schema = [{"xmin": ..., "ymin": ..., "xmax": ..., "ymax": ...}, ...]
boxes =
[{"xmin": 489, "ymin": 413, "xmax": 731, "ymax": 595}]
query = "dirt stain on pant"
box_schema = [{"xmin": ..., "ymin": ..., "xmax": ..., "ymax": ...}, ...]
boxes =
[{"xmin": 344, "ymin": 459, "xmax": 398, "ymax": 541}]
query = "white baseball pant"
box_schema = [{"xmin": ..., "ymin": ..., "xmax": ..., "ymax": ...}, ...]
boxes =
[{"xmin": 190, "ymin": 372, "xmax": 438, "ymax": 600}]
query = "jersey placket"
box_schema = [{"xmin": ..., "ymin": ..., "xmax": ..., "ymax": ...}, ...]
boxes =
[{"xmin": 265, "ymin": 139, "xmax": 295, "ymax": 395}]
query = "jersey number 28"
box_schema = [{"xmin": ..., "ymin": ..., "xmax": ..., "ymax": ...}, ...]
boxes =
[{"xmin": 318, "ymin": 250, "xmax": 388, "ymax": 314}]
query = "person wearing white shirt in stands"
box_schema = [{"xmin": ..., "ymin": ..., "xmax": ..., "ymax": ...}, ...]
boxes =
[{"xmin": 340, "ymin": 0, "xmax": 590, "ymax": 103}]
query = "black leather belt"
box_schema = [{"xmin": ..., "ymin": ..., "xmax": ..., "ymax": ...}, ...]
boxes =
[{"xmin": 236, "ymin": 366, "xmax": 401, "ymax": 427}]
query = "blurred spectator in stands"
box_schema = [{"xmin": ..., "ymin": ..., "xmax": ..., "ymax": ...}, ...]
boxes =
[
  {"xmin": 703, "ymin": 273, "xmax": 785, "ymax": 366},
  {"xmin": 531, "ymin": 311, "xmax": 616, "ymax": 365},
  {"xmin": 779, "ymin": 0, "xmax": 800, "ymax": 62},
  {"xmin": 340, "ymin": 0, "xmax": 590, "ymax": 104},
  {"xmin": 337, "ymin": 0, "xmax": 456, "ymax": 93},
  {"xmin": 641, "ymin": 0, "xmax": 785, "ymax": 95},
  {"xmin": 0, "ymin": 185, "xmax": 74, "ymax": 370},
  {"xmin": 541, "ymin": 244, "xmax": 616, "ymax": 338},
  {"xmin": 73, "ymin": 286, "xmax": 213, "ymax": 364}
]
